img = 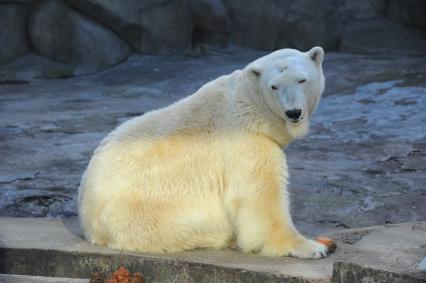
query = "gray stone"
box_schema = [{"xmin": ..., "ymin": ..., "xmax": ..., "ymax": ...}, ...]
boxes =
[
  {"xmin": 190, "ymin": 0, "xmax": 230, "ymax": 47},
  {"xmin": 28, "ymin": 0, "xmax": 132, "ymax": 68},
  {"xmin": 224, "ymin": 0, "xmax": 287, "ymax": 50},
  {"xmin": 223, "ymin": 0, "xmax": 425, "ymax": 52},
  {"xmin": 190, "ymin": 0, "xmax": 229, "ymax": 32},
  {"xmin": 0, "ymin": 53, "xmax": 97, "ymax": 81},
  {"xmin": 340, "ymin": 18, "xmax": 426, "ymax": 55},
  {"xmin": 224, "ymin": 0, "xmax": 341, "ymax": 50},
  {"xmin": 0, "ymin": 0, "xmax": 39, "ymax": 3},
  {"xmin": 0, "ymin": 3, "xmax": 30, "ymax": 64},
  {"xmin": 0, "ymin": 274, "xmax": 89, "ymax": 283},
  {"xmin": 338, "ymin": 0, "xmax": 387, "ymax": 22},
  {"xmin": 386, "ymin": 0, "xmax": 426, "ymax": 29},
  {"xmin": 65, "ymin": 0, "xmax": 193, "ymax": 54},
  {"xmin": 276, "ymin": 0, "xmax": 342, "ymax": 50},
  {"xmin": 332, "ymin": 262, "xmax": 426, "ymax": 283},
  {"xmin": 419, "ymin": 257, "xmax": 426, "ymax": 271},
  {"xmin": 0, "ymin": 218, "xmax": 425, "ymax": 282},
  {"xmin": 193, "ymin": 30, "xmax": 229, "ymax": 48}
]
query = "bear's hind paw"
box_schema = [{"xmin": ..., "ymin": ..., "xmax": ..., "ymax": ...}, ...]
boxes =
[{"xmin": 289, "ymin": 239, "xmax": 330, "ymax": 259}]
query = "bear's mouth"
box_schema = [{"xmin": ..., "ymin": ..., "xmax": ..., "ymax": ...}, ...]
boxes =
[{"xmin": 288, "ymin": 116, "xmax": 304, "ymax": 123}]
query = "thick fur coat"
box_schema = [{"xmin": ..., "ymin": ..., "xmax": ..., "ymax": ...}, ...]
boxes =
[{"xmin": 79, "ymin": 47, "xmax": 329, "ymax": 258}]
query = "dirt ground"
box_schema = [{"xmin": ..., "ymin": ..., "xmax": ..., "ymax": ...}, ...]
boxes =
[{"xmin": 0, "ymin": 47, "xmax": 425, "ymax": 235}]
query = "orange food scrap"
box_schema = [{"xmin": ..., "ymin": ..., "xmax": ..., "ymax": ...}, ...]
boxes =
[
  {"xmin": 112, "ymin": 266, "xmax": 130, "ymax": 282},
  {"xmin": 316, "ymin": 237, "xmax": 337, "ymax": 252},
  {"xmin": 91, "ymin": 266, "xmax": 145, "ymax": 283}
]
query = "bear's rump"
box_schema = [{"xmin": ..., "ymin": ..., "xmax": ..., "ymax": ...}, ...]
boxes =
[{"xmin": 96, "ymin": 195, "xmax": 233, "ymax": 252}]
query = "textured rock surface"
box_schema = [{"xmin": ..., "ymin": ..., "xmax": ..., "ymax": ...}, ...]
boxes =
[
  {"xmin": 340, "ymin": 18, "xmax": 426, "ymax": 55},
  {"xmin": 0, "ymin": 3, "xmax": 30, "ymax": 64},
  {"xmin": 28, "ymin": 0, "xmax": 132, "ymax": 68},
  {"xmin": 276, "ymin": 0, "xmax": 342, "ymax": 50},
  {"xmin": 224, "ymin": 0, "xmax": 286, "ymax": 50},
  {"xmin": 224, "ymin": 0, "xmax": 341, "ymax": 50},
  {"xmin": 66, "ymin": 0, "xmax": 193, "ymax": 54},
  {"xmin": 0, "ymin": 274, "xmax": 89, "ymax": 283},
  {"xmin": 2, "ymin": 0, "xmax": 426, "ymax": 64},
  {"xmin": 222, "ymin": 0, "xmax": 426, "ymax": 54},
  {"xmin": 190, "ymin": 0, "xmax": 230, "ymax": 47},
  {"xmin": 338, "ymin": 0, "xmax": 387, "ymax": 21},
  {"xmin": 332, "ymin": 262, "xmax": 426, "ymax": 283},
  {"xmin": 0, "ymin": 0, "xmax": 39, "ymax": 3},
  {"xmin": 386, "ymin": 0, "xmax": 426, "ymax": 29},
  {"xmin": 0, "ymin": 49, "xmax": 425, "ymax": 236}
]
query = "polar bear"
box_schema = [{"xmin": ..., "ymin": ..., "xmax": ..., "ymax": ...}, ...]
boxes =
[{"xmin": 79, "ymin": 47, "xmax": 329, "ymax": 258}]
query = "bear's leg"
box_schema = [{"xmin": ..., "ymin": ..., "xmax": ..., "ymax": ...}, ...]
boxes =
[
  {"xmin": 231, "ymin": 151, "xmax": 329, "ymax": 258},
  {"xmin": 235, "ymin": 188, "xmax": 329, "ymax": 258}
]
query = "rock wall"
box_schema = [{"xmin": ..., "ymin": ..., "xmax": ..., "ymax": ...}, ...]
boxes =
[
  {"xmin": 0, "ymin": 0, "xmax": 425, "ymax": 68},
  {"xmin": 0, "ymin": 3, "xmax": 31, "ymax": 64},
  {"xmin": 29, "ymin": 0, "xmax": 132, "ymax": 68}
]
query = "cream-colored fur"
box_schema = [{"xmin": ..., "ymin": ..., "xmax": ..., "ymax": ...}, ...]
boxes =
[{"xmin": 79, "ymin": 47, "xmax": 328, "ymax": 258}]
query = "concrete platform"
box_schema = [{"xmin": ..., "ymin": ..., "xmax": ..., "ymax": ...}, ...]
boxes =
[
  {"xmin": 0, "ymin": 218, "xmax": 425, "ymax": 282},
  {"xmin": 0, "ymin": 274, "xmax": 88, "ymax": 283}
]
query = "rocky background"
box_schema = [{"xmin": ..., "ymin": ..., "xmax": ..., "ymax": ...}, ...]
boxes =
[{"xmin": 1, "ymin": 0, "xmax": 426, "ymax": 69}]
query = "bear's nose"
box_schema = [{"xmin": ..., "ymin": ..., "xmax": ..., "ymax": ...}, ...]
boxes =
[{"xmin": 285, "ymin": 109, "xmax": 302, "ymax": 121}]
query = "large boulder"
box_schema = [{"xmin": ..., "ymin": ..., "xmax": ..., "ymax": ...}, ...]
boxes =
[
  {"xmin": 0, "ymin": 3, "xmax": 30, "ymax": 64},
  {"xmin": 0, "ymin": 0, "xmax": 38, "ymax": 2},
  {"xmin": 224, "ymin": 0, "xmax": 286, "ymax": 50},
  {"xmin": 276, "ymin": 0, "xmax": 342, "ymax": 50},
  {"xmin": 338, "ymin": 0, "xmax": 386, "ymax": 22},
  {"xmin": 28, "ymin": 0, "xmax": 132, "ymax": 68},
  {"xmin": 224, "ymin": 0, "xmax": 341, "ymax": 50},
  {"xmin": 189, "ymin": 0, "xmax": 230, "ymax": 47},
  {"xmin": 65, "ymin": 0, "xmax": 193, "ymax": 54},
  {"xmin": 340, "ymin": 18, "xmax": 426, "ymax": 55},
  {"xmin": 386, "ymin": 0, "xmax": 426, "ymax": 29}
]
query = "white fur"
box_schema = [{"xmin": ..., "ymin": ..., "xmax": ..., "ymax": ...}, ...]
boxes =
[{"xmin": 79, "ymin": 47, "xmax": 328, "ymax": 258}]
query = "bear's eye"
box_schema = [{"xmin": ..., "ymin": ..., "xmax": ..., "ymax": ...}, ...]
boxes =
[
  {"xmin": 271, "ymin": 85, "xmax": 278, "ymax": 90},
  {"xmin": 298, "ymin": 79, "xmax": 306, "ymax": 84}
]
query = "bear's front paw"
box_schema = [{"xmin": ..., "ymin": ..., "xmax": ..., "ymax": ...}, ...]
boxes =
[{"xmin": 289, "ymin": 239, "xmax": 330, "ymax": 259}]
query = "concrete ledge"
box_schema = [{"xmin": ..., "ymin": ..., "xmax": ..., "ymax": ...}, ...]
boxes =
[
  {"xmin": 0, "ymin": 274, "xmax": 88, "ymax": 283},
  {"xmin": 332, "ymin": 262, "xmax": 426, "ymax": 283},
  {"xmin": 0, "ymin": 218, "xmax": 425, "ymax": 282}
]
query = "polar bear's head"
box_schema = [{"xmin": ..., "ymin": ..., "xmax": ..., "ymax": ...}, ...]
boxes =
[{"xmin": 246, "ymin": 47, "xmax": 325, "ymax": 138}]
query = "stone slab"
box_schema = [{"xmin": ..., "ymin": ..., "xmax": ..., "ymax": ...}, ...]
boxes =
[
  {"xmin": 0, "ymin": 218, "xmax": 425, "ymax": 282},
  {"xmin": 0, "ymin": 274, "xmax": 88, "ymax": 283},
  {"xmin": 419, "ymin": 257, "xmax": 426, "ymax": 271}
]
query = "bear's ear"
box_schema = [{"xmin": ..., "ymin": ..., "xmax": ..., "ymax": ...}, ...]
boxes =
[
  {"xmin": 307, "ymin": 46, "xmax": 324, "ymax": 66},
  {"xmin": 246, "ymin": 64, "xmax": 261, "ymax": 85}
]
